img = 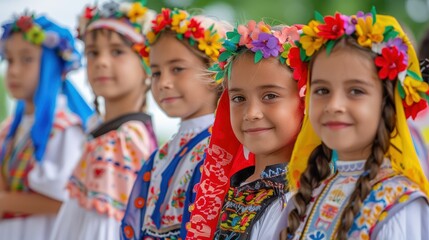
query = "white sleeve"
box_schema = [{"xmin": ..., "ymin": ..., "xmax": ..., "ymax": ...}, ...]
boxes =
[
  {"xmin": 28, "ymin": 125, "xmax": 85, "ymax": 201},
  {"xmin": 374, "ymin": 198, "xmax": 429, "ymax": 240},
  {"xmin": 250, "ymin": 197, "xmax": 289, "ymax": 240}
]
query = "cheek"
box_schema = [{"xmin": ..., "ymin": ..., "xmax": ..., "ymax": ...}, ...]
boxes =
[{"xmin": 229, "ymin": 106, "xmax": 243, "ymax": 138}]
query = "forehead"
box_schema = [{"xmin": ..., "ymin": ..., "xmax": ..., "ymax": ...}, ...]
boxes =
[
  {"xmin": 4, "ymin": 32, "xmax": 41, "ymax": 54},
  {"xmin": 229, "ymin": 52, "xmax": 294, "ymax": 89},
  {"xmin": 149, "ymin": 33, "xmax": 202, "ymax": 66},
  {"xmin": 311, "ymin": 49, "xmax": 376, "ymax": 85},
  {"xmin": 83, "ymin": 29, "xmax": 126, "ymax": 46}
]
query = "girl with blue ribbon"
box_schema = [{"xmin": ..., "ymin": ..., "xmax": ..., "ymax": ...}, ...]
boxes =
[{"xmin": 0, "ymin": 13, "xmax": 92, "ymax": 240}]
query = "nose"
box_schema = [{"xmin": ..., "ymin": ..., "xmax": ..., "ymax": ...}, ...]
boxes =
[
  {"xmin": 243, "ymin": 100, "xmax": 263, "ymax": 121},
  {"xmin": 7, "ymin": 61, "xmax": 19, "ymax": 79},
  {"xmin": 324, "ymin": 92, "xmax": 346, "ymax": 114},
  {"xmin": 94, "ymin": 51, "xmax": 110, "ymax": 70},
  {"xmin": 157, "ymin": 72, "xmax": 173, "ymax": 90}
]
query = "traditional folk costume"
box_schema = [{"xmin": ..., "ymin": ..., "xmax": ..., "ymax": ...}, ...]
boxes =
[
  {"xmin": 0, "ymin": 14, "xmax": 93, "ymax": 240},
  {"xmin": 286, "ymin": 9, "xmax": 429, "ymax": 240},
  {"xmin": 186, "ymin": 22, "xmax": 306, "ymax": 240},
  {"xmin": 120, "ymin": 8, "xmax": 225, "ymax": 240},
  {"xmin": 50, "ymin": 2, "xmax": 157, "ymax": 239}
]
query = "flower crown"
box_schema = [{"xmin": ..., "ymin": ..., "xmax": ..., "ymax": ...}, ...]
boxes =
[
  {"xmin": 77, "ymin": 0, "xmax": 151, "ymax": 72},
  {"xmin": 146, "ymin": 8, "xmax": 223, "ymax": 62},
  {"xmin": 209, "ymin": 21, "xmax": 306, "ymax": 92},
  {"xmin": 1, "ymin": 13, "xmax": 80, "ymax": 72},
  {"xmin": 296, "ymin": 7, "xmax": 429, "ymax": 119}
]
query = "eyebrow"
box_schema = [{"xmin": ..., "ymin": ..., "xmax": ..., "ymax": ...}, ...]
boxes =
[
  {"xmin": 311, "ymin": 78, "xmax": 375, "ymax": 87},
  {"xmin": 228, "ymin": 84, "xmax": 286, "ymax": 93},
  {"xmin": 150, "ymin": 58, "xmax": 186, "ymax": 68}
]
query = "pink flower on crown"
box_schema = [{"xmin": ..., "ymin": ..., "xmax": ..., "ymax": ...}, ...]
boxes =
[
  {"xmin": 273, "ymin": 26, "xmax": 300, "ymax": 45},
  {"xmin": 237, "ymin": 20, "xmax": 256, "ymax": 48}
]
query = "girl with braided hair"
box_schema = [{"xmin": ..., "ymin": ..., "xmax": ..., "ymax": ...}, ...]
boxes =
[{"xmin": 282, "ymin": 9, "xmax": 429, "ymax": 240}]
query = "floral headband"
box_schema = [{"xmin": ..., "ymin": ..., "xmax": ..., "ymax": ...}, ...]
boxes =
[
  {"xmin": 77, "ymin": 0, "xmax": 152, "ymax": 72},
  {"xmin": 1, "ymin": 13, "xmax": 80, "ymax": 73},
  {"xmin": 146, "ymin": 8, "xmax": 223, "ymax": 63},
  {"xmin": 295, "ymin": 7, "xmax": 429, "ymax": 119},
  {"xmin": 209, "ymin": 21, "xmax": 306, "ymax": 94}
]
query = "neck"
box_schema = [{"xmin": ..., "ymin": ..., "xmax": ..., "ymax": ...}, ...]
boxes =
[
  {"xmin": 246, "ymin": 144, "xmax": 294, "ymax": 182},
  {"xmin": 24, "ymin": 100, "xmax": 35, "ymax": 115},
  {"xmin": 104, "ymin": 91, "xmax": 144, "ymax": 122}
]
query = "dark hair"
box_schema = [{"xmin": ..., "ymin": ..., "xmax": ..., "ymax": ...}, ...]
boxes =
[{"xmin": 285, "ymin": 37, "xmax": 397, "ymax": 240}]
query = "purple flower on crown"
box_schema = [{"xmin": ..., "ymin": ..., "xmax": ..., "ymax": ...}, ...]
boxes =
[
  {"xmin": 43, "ymin": 31, "xmax": 60, "ymax": 48},
  {"xmin": 341, "ymin": 15, "xmax": 357, "ymax": 35},
  {"xmin": 356, "ymin": 11, "xmax": 372, "ymax": 19},
  {"xmin": 251, "ymin": 32, "xmax": 281, "ymax": 58}
]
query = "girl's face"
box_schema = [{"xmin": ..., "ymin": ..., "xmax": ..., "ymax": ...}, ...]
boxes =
[
  {"xmin": 4, "ymin": 33, "xmax": 41, "ymax": 101},
  {"xmin": 310, "ymin": 48, "xmax": 383, "ymax": 160},
  {"xmin": 84, "ymin": 30, "xmax": 148, "ymax": 101},
  {"xmin": 150, "ymin": 33, "xmax": 217, "ymax": 121},
  {"xmin": 229, "ymin": 53, "xmax": 303, "ymax": 158}
]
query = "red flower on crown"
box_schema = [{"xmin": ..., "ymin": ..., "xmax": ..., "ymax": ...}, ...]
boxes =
[
  {"xmin": 152, "ymin": 8, "xmax": 172, "ymax": 34},
  {"xmin": 16, "ymin": 15, "xmax": 33, "ymax": 32},
  {"xmin": 375, "ymin": 46, "xmax": 407, "ymax": 81},
  {"xmin": 184, "ymin": 18, "xmax": 204, "ymax": 39},
  {"xmin": 317, "ymin": 13, "xmax": 345, "ymax": 40},
  {"xmin": 288, "ymin": 47, "xmax": 308, "ymax": 91},
  {"xmin": 84, "ymin": 6, "xmax": 96, "ymax": 19}
]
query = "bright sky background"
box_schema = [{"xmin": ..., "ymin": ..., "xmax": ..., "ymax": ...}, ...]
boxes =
[{"xmin": 0, "ymin": 0, "xmax": 182, "ymax": 142}]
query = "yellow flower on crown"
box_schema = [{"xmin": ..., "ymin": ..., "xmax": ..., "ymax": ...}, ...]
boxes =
[
  {"xmin": 127, "ymin": 2, "xmax": 147, "ymax": 23},
  {"xmin": 198, "ymin": 29, "xmax": 222, "ymax": 61},
  {"xmin": 171, "ymin": 10, "xmax": 189, "ymax": 34},
  {"xmin": 300, "ymin": 20, "xmax": 326, "ymax": 56},
  {"xmin": 355, "ymin": 16, "xmax": 385, "ymax": 47},
  {"xmin": 403, "ymin": 76, "xmax": 429, "ymax": 105}
]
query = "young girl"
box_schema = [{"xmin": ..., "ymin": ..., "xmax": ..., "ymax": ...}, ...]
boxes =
[
  {"xmin": 0, "ymin": 13, "xmax": 93, "ymax": 240},
  {"xmin": 50, "ymin": 1, "xmax": 157, "ymax": 239},
  {"xmin": 120, "ymin": 8, "xmax": 228, "ymax": 239},
  {"xmin": 186, "ymin": 22, "xmax": 306, "ymax": 240},
  {"xmin": 283, "ymin": 9, "xmax": 429, "ymax": 240}
]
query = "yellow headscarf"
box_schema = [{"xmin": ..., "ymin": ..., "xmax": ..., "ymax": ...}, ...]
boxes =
[{"xmin": 287, "ymin": 12, "xmax": 429, "ymax": 197}]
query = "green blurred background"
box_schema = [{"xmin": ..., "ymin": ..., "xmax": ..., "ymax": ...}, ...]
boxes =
[{"xmin": 1, "ymin": 0, "xmax": 428, "ymax": 122}]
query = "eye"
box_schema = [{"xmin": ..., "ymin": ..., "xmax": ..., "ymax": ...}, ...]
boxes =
[
  {"xmin": 85, "ymin": 50, "xmax": 97, "ymax": 58},
  {"xmin": 350, "ymin": 88, "xmax": 365, "ymax": 95},
  {"xmin": 231, "ymin": 95, "xmax": 245, "ymax": 103},
  {"xmin": 262, "ymin": 93, "xmax": 278, "ymax": 101},
  {"xmin": 172, "ymin": 67, "xmax": 184, "ymax": 73},
  {"xmin": 21, "ymin": 56, "xmax": 34, "ymax": 64},
  {"xmin": 151, "ymin": 71, "xmax": 161, "ymax": 81},
  {"xmin": 313, "ymin": 88, "xmax": 329, "ymax": 95},
  {"xmin": 111, "ymin": 49, "xmax": 124, "ymax": 56}
]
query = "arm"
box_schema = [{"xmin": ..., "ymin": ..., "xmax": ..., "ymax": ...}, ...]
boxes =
[
  {"xmin": 0, "ymin": 191, "xmax": 62, "ymax": 215},
  {"xmin": 374, "ymin": 197, "xmax": 429, "ymax": 240}
]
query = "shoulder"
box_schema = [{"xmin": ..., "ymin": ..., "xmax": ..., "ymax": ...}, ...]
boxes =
[{"xmin": 53, "ymin": 109, "xmax": 82, "ymax": 131}]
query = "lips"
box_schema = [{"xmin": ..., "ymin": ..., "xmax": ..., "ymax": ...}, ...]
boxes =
[
  {"xmin": 243, "ymin": 127, "xmax": 273, "ymax": 134},
  {"xmin": 94, "ymin": 76, "xmax": 112, "ymax": 82},
  {"xmin": 160, "ymin": 96, "xmax": 182, "ymax": 103},
  {"xmin": 322, "ymin": 121, "xmax": 352, "ymax": 129}
]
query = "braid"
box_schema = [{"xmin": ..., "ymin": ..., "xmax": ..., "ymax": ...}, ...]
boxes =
[
  {"xmin": 285, "ymin": 143, "xmax": 332, "ymax": 239},
  {"xmin": 336, "ymin": 80, "xmax": 396, "ymax": 239},
  {"xmin": 93, "ymin": 95, "xmax": 100, "ymax": 115}
]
